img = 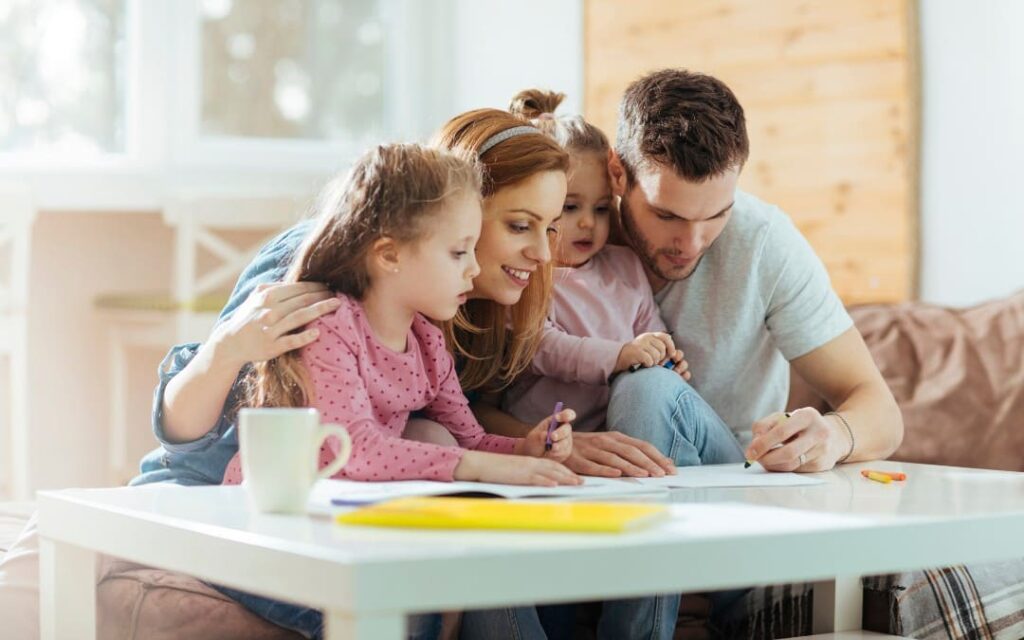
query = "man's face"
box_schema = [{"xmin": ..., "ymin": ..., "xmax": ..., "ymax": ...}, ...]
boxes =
[{"xmin": 610, "ymin": 154, "xmax": 738, "ymax": 291}]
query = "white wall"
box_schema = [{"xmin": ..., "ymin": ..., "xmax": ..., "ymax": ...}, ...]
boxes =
[
  {"xmin": 450, "ymin": 0, "xmax": 583, "ymax": 115},
  {"xmin": 919, "ymin": 0, "xmax": 1024, "ymax": 306}
]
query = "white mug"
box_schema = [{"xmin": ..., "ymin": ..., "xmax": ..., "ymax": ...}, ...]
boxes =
[{"xmin": 238, "ymin": 408, "xmax": 352, "ymax": 514}]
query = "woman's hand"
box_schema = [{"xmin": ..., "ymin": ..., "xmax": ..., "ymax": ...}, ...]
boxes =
[
  {"xmin": 516, "ymin": 407, "xmax": 575, "ymax": 461},
  {"xmin": 455, "ymin": 451, "xmax": 581, "ymax": 487},
  {"xmin": 745, "ymin": 408, "xmax": 849, "ymax": 472},
  {"xmin": 210, "ymin": 282, "xmax": 341, "ymax": 368},
  {"xmin": 564, "ymin": 431, "xmax": 676, "ymax": 478}
]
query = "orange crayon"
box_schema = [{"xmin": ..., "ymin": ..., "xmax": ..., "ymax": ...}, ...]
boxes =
[{"xmin": 860, "ymin": 469, "xmax": 906, "ymax": 482}]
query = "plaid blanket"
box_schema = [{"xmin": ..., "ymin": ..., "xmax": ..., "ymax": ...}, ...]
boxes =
[
  {"xmin": 707, "ymin": 583, "xmax": 813, "ymax": 640},
  {"xmin": 863, "ymin": 561, "xmax": 1024, "ymax": 639},
  {"xmin": 679, "ymin": 559, "xmax": 1024, "ymax": 640}
]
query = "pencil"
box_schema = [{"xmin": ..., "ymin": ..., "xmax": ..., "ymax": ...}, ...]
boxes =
[{"xmin": 744, "ymin": 412, "xmax": 791, "ymax": 469}]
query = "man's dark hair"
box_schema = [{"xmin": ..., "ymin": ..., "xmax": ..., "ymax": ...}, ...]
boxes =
[{"xmin": 616, "ymin": 69, "xmax": 749, "ymax": 183}]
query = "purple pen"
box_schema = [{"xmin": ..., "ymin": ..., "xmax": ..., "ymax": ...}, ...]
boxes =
[{"xmin": 545, "ymin": 401, "xmax": 563, "ymax": 451}]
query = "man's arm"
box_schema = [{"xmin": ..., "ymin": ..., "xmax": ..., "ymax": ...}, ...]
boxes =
[
  {"xmin": 790, "ymin": 326, "xmax": 903, "ymax": 460},
  {"xmin": 747, "ymin": 327, "xmax": 904, "ymax": 470}
]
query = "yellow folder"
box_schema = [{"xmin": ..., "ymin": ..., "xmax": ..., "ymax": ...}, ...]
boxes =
[{"xmin": 335, "ymin": 497, "xmax": 669, "ymax": 533}]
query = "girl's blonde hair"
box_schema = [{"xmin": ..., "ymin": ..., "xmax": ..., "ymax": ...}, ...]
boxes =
[
  {"xmin": 432, "ymin": 106, "xmax": 570, "ymax": 392},
  {"xmin": 509, "ymin": 89, "xmax": 610, "ymax": 155},
  {"xmin": 245, "ymin": 143, "xmax": 482, "ymax": 409}
]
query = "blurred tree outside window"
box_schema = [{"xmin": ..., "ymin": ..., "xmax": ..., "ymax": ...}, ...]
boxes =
[
  {"xmin": 0, "ymin": 0, "xmax": 388, "ymax": 160},
  {"xmin": 0, "ymin": 0, "xmax": 126, "ymax": 156},
  {"xmin": 200, "ymin": 0, "xmax": 385, "ymax": 144}
]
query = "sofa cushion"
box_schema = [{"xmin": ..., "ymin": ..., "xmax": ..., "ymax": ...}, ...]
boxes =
[
  {"xmin": 97, "ymin": 560, "xmax": 303, "ymax": 640},
  {"xmin": 790, "ymin": 291, "xmax": 1024, "ymax": 470}
]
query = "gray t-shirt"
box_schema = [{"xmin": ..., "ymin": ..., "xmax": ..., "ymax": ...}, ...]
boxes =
[{"xmin": 655, "ymin": 189, "xmax": 852, "ymax": 444}]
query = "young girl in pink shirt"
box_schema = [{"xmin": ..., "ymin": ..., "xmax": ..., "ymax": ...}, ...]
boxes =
[{"xmin": 222, "ymin": 143, "xmax": 578, "ymax": 488}]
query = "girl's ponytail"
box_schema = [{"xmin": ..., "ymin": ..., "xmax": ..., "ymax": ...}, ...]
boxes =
[{"xmin": 509, "ymin": 89, "xmax": 566, "ymax": 120}]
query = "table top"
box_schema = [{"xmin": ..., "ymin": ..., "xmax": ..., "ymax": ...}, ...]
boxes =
[{"xmin": 37, "ymin": 461, "xmax": 1024, "ymax": 614}]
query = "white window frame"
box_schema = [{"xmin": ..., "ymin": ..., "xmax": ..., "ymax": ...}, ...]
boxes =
[{"xmin": 0, "ymin": 0, "xmax": 455, "ymax": 209}]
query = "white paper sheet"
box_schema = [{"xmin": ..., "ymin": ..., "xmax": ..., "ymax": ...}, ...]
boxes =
[
  {"xmin": 307, "ymin": 476, "xmax": 666, "ymax": 514},
  {"xmin": 632, "ymin": 463, "xmax": 825, "ymax": 488}
]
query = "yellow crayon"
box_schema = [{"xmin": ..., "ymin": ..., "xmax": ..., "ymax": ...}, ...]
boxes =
[
  {"xmin": 861, "ymin": 469, "xmax": 907, "ymax": 482},
  {"xmin": 865, "ymin": 471, "xmax": 893, "ymax": 484}
]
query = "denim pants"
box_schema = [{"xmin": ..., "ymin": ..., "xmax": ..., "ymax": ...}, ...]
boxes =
[
  {"xmin": 460, "ymin": 367, "xmax": 746, "ymax": 640},
  {"xmin": 212, "ymin": 585, "xmax": 442, "ymax": 640}
]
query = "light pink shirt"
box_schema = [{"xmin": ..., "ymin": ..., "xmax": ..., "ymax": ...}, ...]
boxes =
[
  {"xmin": 223, "ymin": 294, "xmax": 517, "ymax": 485},
  {"xmin": 503, "ymin": 244, "xmax": 667, "ymax": 431}
]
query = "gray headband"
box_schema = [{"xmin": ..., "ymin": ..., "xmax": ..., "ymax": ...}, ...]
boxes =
[{"xmin": 477, "ymin": 125, "xmax": 542, "ymax": 156}]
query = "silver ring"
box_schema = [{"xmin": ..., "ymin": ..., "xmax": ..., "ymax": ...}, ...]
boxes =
[{"xmin": 798, "ymin": 453, "xmax": 807, "ymax": 466}]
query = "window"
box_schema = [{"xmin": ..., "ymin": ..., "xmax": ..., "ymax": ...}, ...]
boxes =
[
  {"xmin": 0, "ymin": 0, "xmax": 127, "ymax": 157},
  {"xmin": 199, "ymin": 0, "xmax": 385, "ymax": 144},
  {"xmin": 0, "ymin": 0, "xmax": 452, "ymax": 196}
]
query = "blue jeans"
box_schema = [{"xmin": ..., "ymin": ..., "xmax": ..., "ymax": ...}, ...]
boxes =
[
  {"xmin": 606, "ymin": 365, "xmax": 746, "ymax": 467},
  {"xmin": 612, "ymin": 366, "xmax": 751, "ymax": 626},
  {"xmin": 212, "ymin": 585, "xmax": 442, "ymax": 640},
  {"xmin": 460, "ymin": 597, "xmax": 677, "ymax": 640},
  {"xmin": 462, "ymin": 368, "xmax": 744, "ymax": 640}
]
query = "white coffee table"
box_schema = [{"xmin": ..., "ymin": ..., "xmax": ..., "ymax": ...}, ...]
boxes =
[{"xmin": 37, "ymin": 461, "xmax": 1024, "ymax": 640}]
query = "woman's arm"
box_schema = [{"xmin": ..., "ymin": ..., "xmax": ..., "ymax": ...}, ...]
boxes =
[
  {"xmin": 471, "ymin": 397, "xmax": 533, "ymax": 437},
  {"xmin": 473, "ymin": 397, "xmax": 672, "ymax": 478},
  {"xmin": 154, "ymin": 222, "xmax": 338, "ymax": 446},
  {"xmin": 161, "ymin": 282, "xmax": 339, "ymax": 443}
]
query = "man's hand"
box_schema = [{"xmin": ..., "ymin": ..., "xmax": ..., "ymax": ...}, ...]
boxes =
[
  {"xmin": 564, "ymin": 431, "xmax": 676, "ymax": 477},
  {"xmin": 745, "ymin": 408, "xmax": 850, "ymax": 472}
]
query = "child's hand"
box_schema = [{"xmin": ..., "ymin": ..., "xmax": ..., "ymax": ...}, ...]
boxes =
[
  {"xmin": 457, "ymin": 452, "xmax": 581, "ymax": 487},
  {"xmin": 516, "ymin": 407, "xmax": 576, "ymax": 462},
  {"xmin": 615, "ymin": 332, "xmax": 676, "ymax": 373},
  {"xmin": 667, "ymin": 348, "xmax": 693, "ymax": 381}
]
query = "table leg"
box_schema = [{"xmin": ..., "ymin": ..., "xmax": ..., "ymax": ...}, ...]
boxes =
[
  {"xmin": 812, "ymin": 574, "xmax": 863, "ymax": 633},
  {"xmin": 324, "ymin": 610, "xmax": 405, "ymax": 640},
  {"xmin": 39, "ymin": 537, "xmax": 96, "ymax": 640}
]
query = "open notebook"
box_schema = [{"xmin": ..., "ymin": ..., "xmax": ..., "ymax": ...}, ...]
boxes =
[
  {"xmin": 307, "ymin": 476, "xmax": 665, "ymax": 515},
  {"xmin": 307, "ymin": 465, "xmax": 824, "ymax": 515}
]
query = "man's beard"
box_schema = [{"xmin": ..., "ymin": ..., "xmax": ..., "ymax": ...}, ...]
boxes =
[{"xmin": 619, "ymin": 194, "xmax": 701, "ymax": 282}]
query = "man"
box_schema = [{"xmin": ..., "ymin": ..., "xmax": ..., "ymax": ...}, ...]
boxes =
[{"xmin": 604, "ymin": 68, "xmax": 902, "ymax": 472}]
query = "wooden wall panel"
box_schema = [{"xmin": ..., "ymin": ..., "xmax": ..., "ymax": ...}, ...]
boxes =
[{"xmin": 585, "ymin": 0, "xmax": 919, "ymax": 303}]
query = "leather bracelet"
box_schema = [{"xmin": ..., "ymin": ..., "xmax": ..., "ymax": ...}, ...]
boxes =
[{"xmin": 826, "ymin": 411, "xmax": 855, "ymax": 463}]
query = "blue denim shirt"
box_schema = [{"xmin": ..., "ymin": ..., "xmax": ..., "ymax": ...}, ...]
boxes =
[{"xmin": 131, "ymin": 221, "xmax": 313, "ymax": 486}]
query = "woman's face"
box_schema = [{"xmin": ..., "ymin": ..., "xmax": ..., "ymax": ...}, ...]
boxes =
[{"xmin": 470, "ymin": 170, "xmax": 567, "ymax": 305}]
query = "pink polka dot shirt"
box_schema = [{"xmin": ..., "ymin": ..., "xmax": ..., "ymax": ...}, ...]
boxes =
[{"xmin": 222, "ymin": 294, "xmax": 518, "ymax": 485}]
